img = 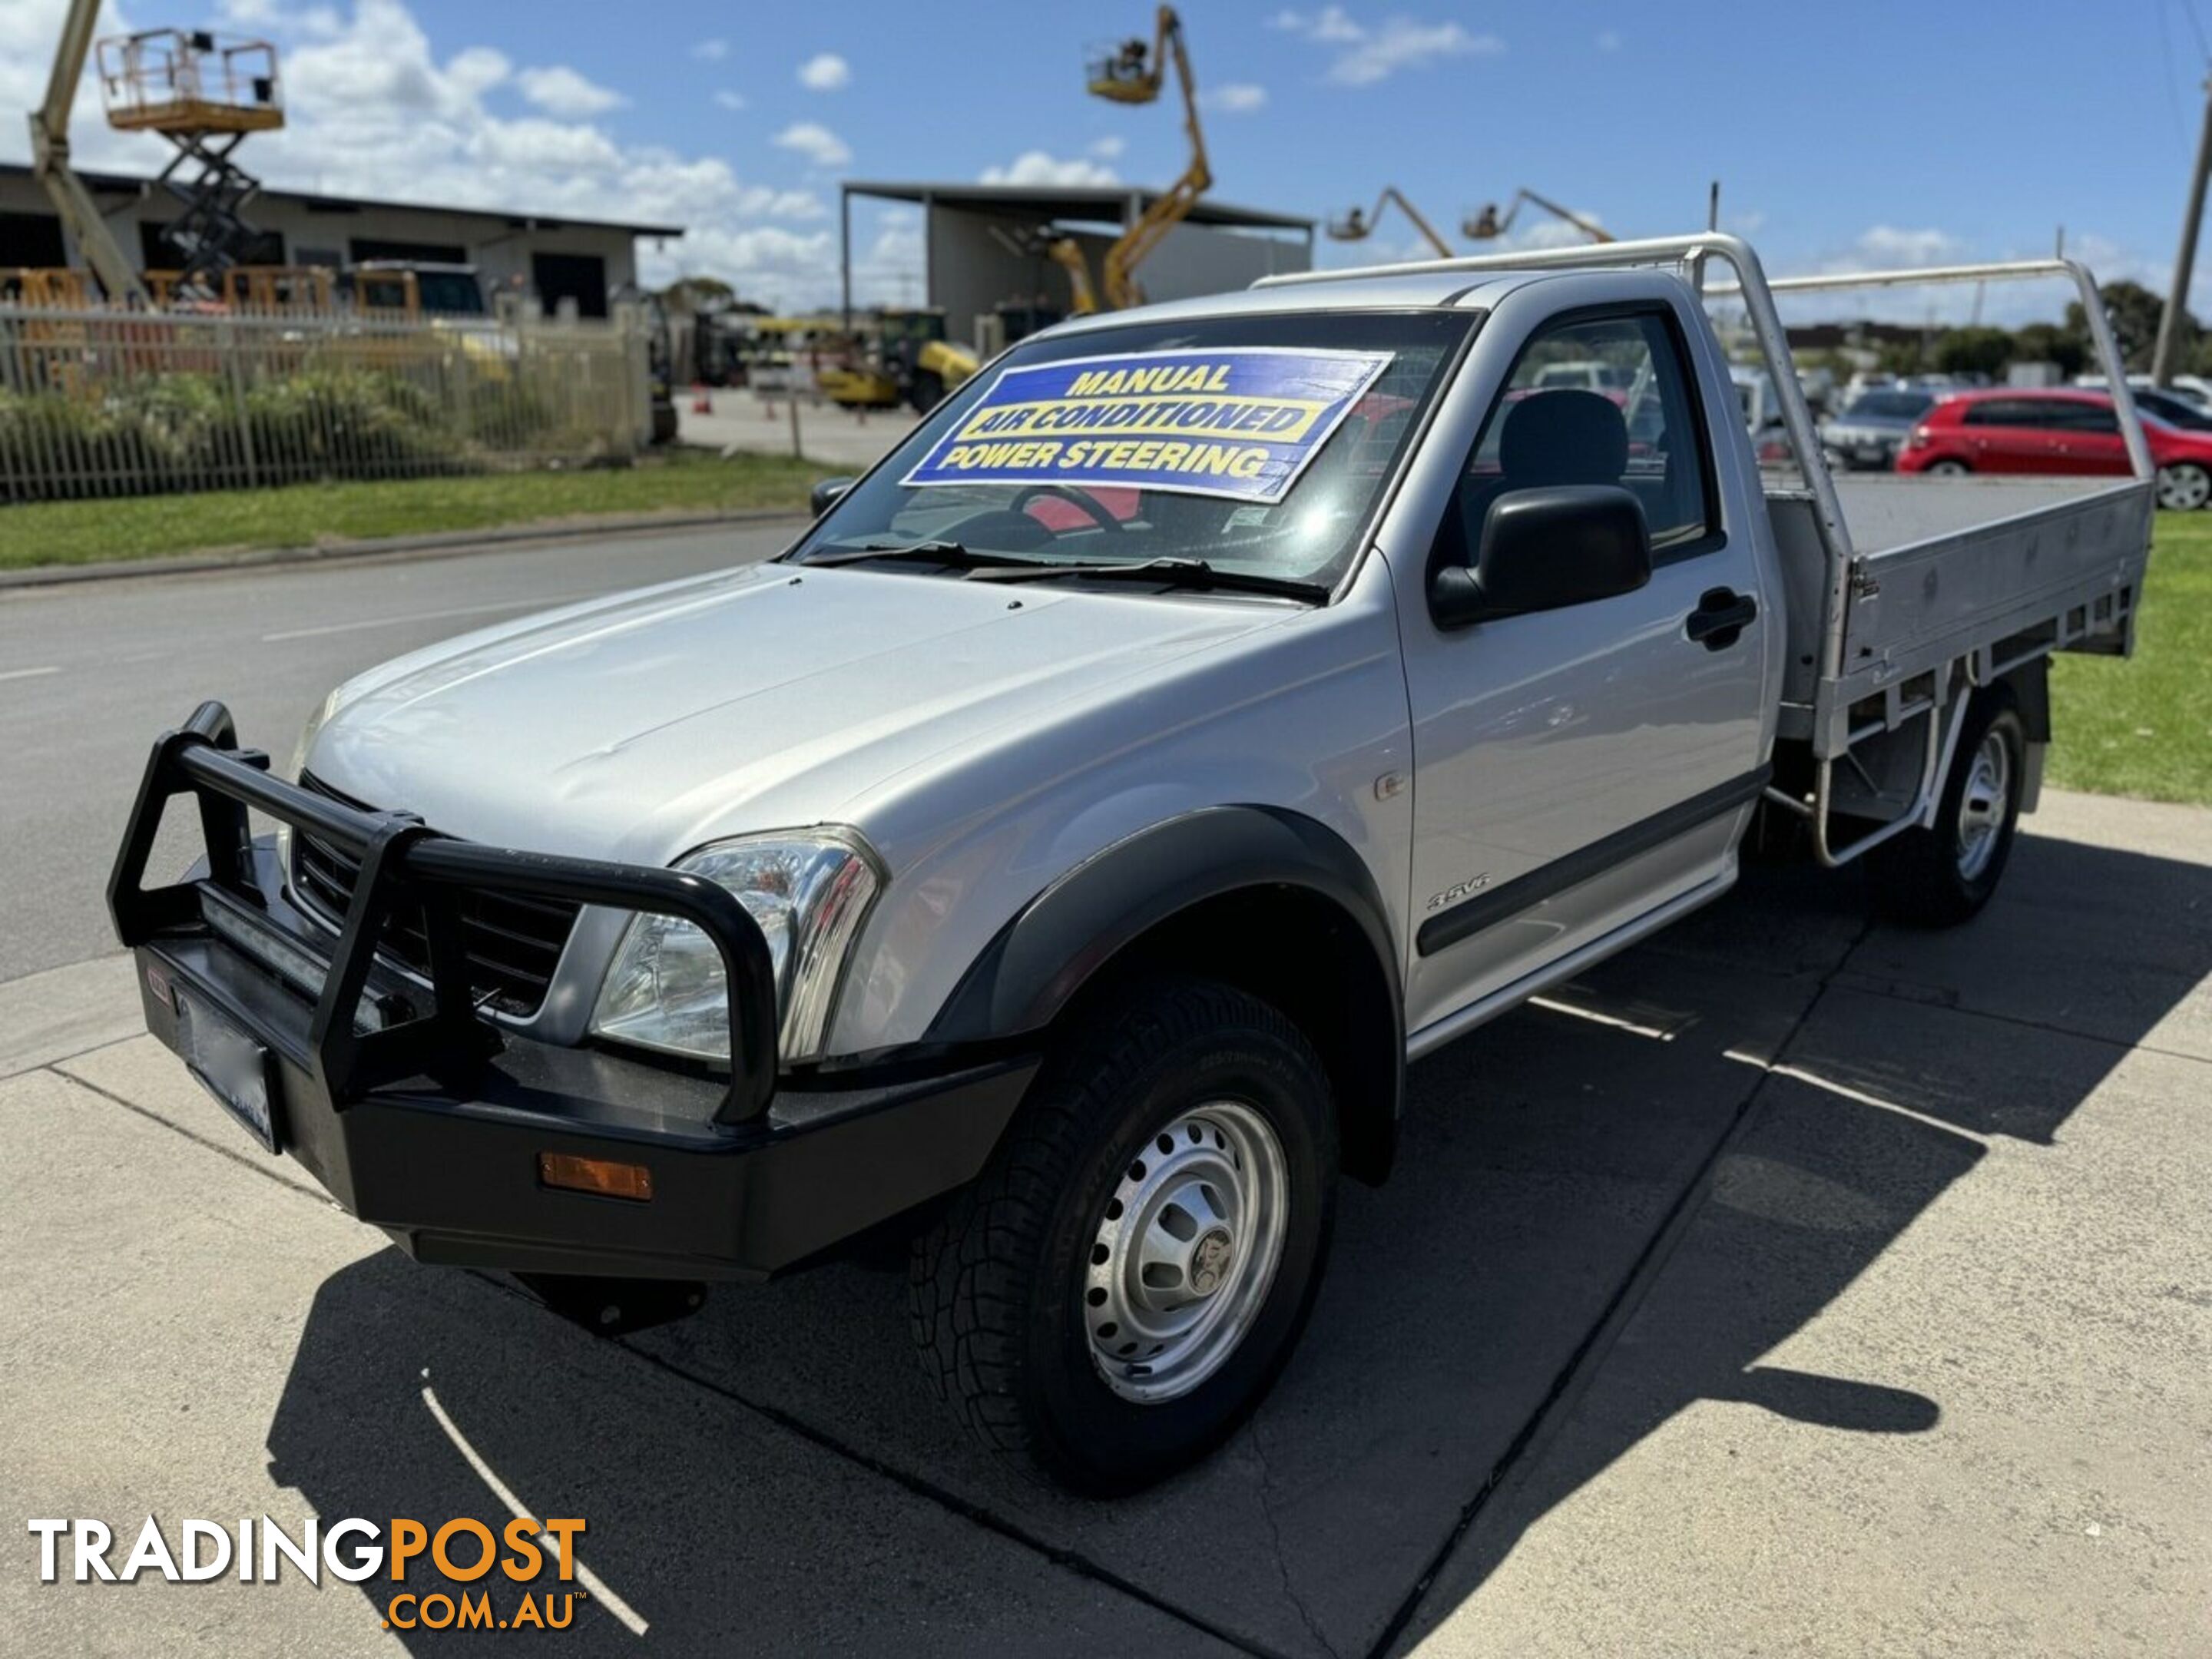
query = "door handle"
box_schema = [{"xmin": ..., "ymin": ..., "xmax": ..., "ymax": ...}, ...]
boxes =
[{"xmin": 1686, "ymin": 587, "xmax": 1757, "ymax": 649}]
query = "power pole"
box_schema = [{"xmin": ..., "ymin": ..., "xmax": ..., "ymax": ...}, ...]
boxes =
[{"xmin": 2152, "ymin": 75, "xmax": 2212, "ymax": 386}]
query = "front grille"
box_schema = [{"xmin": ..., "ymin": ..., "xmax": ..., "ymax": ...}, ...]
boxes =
[{"xmin": 290, "ymin": 773, "xmax": 581, "ymax": 1016}]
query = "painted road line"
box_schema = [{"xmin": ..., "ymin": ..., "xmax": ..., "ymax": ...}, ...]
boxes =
[
  {"xmin": 421, "ymin": 1380, "xmax": 650, "ymax": 1637},
  {"xmin": 0, "ymin": 665, "xmax": 61, "ymax": 683}
]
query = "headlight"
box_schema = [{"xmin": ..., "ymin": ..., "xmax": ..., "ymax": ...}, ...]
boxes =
[
  {"xmin": 275, "ymin": 687, "xmax": 346, "ymax": 884},
  {"xmin": 590, "ymin": 830, "xmax": 881, "ymax": 1066}
]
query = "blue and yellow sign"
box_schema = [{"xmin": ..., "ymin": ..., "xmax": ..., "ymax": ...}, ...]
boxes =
[{"xmin": 900, "ymin": 347, "xmax": 1395, "ymax": 504}]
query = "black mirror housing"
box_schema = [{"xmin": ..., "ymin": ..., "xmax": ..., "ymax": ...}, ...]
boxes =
[
  {"xmin": 1429, "ymin": 484, "xmax": 1653, "ymax": 628},
  {"xmin": 810, "ymin": 476, "xmax": 856, "ymax": 518}
]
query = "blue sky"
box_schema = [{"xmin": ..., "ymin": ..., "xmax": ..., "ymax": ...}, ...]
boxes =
[{"xmin": 3, "ymin": 0, "xmax": 2207, "ymax": 320}]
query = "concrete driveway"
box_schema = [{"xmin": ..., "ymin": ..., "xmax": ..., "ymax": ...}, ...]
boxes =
[
  {"xmin": 5, "ymin": 787, "xmax": 2206, "ymax": 1655},
  {"xmin": 677, "ymin": 396, "xmax": 916, "ymax": 472}
]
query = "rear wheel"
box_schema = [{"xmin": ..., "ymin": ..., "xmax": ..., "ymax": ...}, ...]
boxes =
[
  {"xmin": 1924, "ymin": 457, "xmax": 1971, "ymax": 478},
  {"xmin": 2157, "ymin": 461, "xmax": 2210, "ymax": 511},
  {"xmin": 907, "ymin": 369, "xmax": 945, "ymax": 415},
  {"xmin": 1868, "ymin": 685, "xmax": 2026, "ymax": 926},
  {"xmin": 910, "ymin": 977, "xmax": 1337, "ymax": 1493}
]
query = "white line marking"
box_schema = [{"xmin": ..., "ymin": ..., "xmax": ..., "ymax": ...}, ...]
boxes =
[
  {"xmin": 1528, "ymin": 994, "xmax": 1679, "ymax": 1042},
  {"xmin": 1721, "ymin": 1050, "xmax": 1988, "ymax": 1144},
  {"xmin": 421, "ymin": 1382, "xmax": 649, "ymax": 1636},
  {"xmin": 0, "ymin": 664, "xmax": 60, "ymax": 684},
  {"xmin": 261, "ymin": 594, "xmax": 584, "ymax": 643}
]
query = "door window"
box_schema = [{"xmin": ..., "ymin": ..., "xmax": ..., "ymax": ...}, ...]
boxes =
[
  {"xmin": 1458, "ymin": 310, "xmax": 1714, "ymax": 556},
  {"xmin": 1962, "ymin": 399, "xmax": 2059, "ymax": 429},
  {"xmin": 2046, "ymin": 401, "xmax": 2119, "ymax": 432}
]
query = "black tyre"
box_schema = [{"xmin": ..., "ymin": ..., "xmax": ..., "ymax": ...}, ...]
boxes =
[
  {"xmin": 1924, "ymin": 457, "xmax": 1971, "ymax": 478},
  {"xmin": 1868, "ymin": 685, "xmax": 2026, "ymax": 926},
  {"xmin": 910, "ymin": 977, "xmax": 1337, "ymax": 1494},
  {"xmin": 907, "ymin": 369, "xmax": 945, "ymax": 415}
]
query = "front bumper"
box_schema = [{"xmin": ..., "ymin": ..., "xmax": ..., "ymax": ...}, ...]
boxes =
[{"xmin": 111, "ymin": 703, "xmax": 1035, "ymax": 1283}]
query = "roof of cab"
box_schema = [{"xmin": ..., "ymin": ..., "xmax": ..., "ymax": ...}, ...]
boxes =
[{"xmin": 1036, "ymin": 269, "xmax": 1540, "ymax": 339}]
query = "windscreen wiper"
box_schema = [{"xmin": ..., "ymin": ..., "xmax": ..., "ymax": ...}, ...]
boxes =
[
  {"xmin": 800, "ymin": 539, "xmax": 1038, "ymax": 571},
  {"xmin": 963, "ymin": 557, "xmax": 1326, "ymax": 601}
]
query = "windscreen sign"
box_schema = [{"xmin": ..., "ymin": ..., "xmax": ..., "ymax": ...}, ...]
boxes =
[{"xmin": 900, "ymin": 347, "xmax": 1395, "ymax": 504}]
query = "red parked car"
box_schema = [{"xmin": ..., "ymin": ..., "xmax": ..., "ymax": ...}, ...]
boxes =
[{"xmin": 1896, "ymin": 388, "xmax": 2212, "ymax": 510}]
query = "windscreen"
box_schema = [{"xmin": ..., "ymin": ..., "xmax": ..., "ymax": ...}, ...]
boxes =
[{"xmin": 794, "ymin": 310, "xmax": 1477, "ymax": 591}]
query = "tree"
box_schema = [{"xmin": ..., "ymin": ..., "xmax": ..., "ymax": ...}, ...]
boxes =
[
  {"xmin": 2010, "ymin": 321, "xmax": 2086, "ymax": 379},
  {"xmin": 1935, "ymin": 326, "xmax": 2015, "ymax": 379},
  {"xmin": 657, "ymin": 275, "xmax": 737, "ymax": 314},
  {"xmin": 2066, "ymin": 280, "xmax": 2184, "ymax": 373}
]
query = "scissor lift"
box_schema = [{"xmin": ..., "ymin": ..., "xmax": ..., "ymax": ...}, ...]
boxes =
[{"xmin": 98, "ymin": 28, "xmax": 283, "ymax": 293}]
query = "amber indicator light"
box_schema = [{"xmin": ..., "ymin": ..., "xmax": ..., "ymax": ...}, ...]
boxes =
[{"xmin": 538, "ymin": 1152, "xmax": 654, "ymax": 1202}]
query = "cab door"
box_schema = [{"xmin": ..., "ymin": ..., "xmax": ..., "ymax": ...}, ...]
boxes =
[{"xmin": 1388, "ymin": 292, "xmax": 1777, "ymax": 1040}]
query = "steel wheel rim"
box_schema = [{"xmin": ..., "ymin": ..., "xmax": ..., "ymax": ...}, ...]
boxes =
[
  {"xmin": 2157, "ymin": 465, "xmax": 2210, "ymax": 511},
  {"xmin": 1955, "ymin": 728, "xmax": 2012, "ymax": 882},
  {"xmin": 1083, "ymin": 1100, "xmax": 1289, "ymax": 1404}
]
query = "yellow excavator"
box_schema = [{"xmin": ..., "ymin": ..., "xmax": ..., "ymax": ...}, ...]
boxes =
[
  {"xmin": 1328, "ymin": 187, "xmax": 1454, "ymax": 258},
  {"xmin": 1086, "ymin": 6, "xmax": 1208, "ymax": 310},
  {"xmin": 990, "ymin": 224, "xmax": 1099, "ymax": 320},
  {"xmin": 819, "ymin": 308, "xmax": 979, "ymax": 414},
  {"xmin": 1044, "ymin": 237, "xmax": 1099, "ymax": 316}
]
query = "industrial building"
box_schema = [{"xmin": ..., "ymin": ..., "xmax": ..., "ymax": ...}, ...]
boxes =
[
  {"xmin": 839, "ymin": 180, "xmax": 1313, "ymax": 348},
  {"xmin": 0, "ymin": 162, "xmax": 678, "ymax": 318}
]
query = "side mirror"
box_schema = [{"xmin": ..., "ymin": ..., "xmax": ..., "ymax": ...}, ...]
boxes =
[
  {"xmin": 810, "ymin": 476, "xmax": 856, "ymax": 518},
  {"xmin": 1429, "ymin": 485, "xmax": 1652, "ymax": 629}
]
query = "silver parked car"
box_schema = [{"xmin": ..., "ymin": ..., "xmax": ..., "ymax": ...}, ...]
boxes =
[{"xmin": 1817, "ymin": 387, "xmax": 1937, "ymax": 471}]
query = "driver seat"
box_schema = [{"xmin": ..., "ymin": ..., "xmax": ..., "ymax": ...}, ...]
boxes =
[{"xmin": 1457, "ymin": 389, "xmax": 1629, "ymax": 535}]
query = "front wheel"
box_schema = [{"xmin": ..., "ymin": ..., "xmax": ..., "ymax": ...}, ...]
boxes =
[
  {"xmin": 906, "ymin": 369, "xmax": 945, "ymax": 415},
  {"xmin": 1923, "ymin": 457, "xmax": 1972, "ymax": 478},
  {"xmin": 2157, "ymin": 461, "xmax": 2211, "ymax": 511},
  {"xmin": 910, "ymin": 977, "xmax": 1337, "ymax": 1493},
  {"xmin": 1868, "ymin": 686, "xmax": 2026, "ymax": 926}
]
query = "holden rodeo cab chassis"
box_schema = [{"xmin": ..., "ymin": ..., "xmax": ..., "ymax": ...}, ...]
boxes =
[{"xmin": 112, "ymin": 235, "xmax": 2152, "ymax": 1492}]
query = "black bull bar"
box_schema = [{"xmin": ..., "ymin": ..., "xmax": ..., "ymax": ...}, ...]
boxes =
[{"xmin": 107, "ymin": 700, "xmax": 781, "ymax": 1124}]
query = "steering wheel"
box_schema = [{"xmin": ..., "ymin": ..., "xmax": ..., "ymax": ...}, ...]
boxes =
[{"xmin": 1010, "ymin": 482, "xmax": 1124, "ymax": 535}]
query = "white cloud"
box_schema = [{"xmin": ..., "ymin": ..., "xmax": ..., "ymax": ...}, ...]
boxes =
[
  {"xmin": 1332, "ymin": 18, "xmax": 1502, "ymax": 84},
  {"xmin": 711, "ymin": 88, "xmax": 747, "ymax": 111},
  {"xmin": 1204, "ymin": 82, "xmax": 1268, "ymax": 113},
  {"xmin": 219, "ymin": 0, "xmax": 343, "ymax": 37},
  {"xmin": 773, "ymin": 119, "xmax": 853, "ymax": 170},
  {"xmin": 1271, "ymin": 7, "xmax": 1364, "ymax": 42},
  {"xmin": 796, "ymin": 51, "xmax": 851, "ymax": 91},
  {"xmin": 1851, "ymin": 226, "xmax": 1965, "ymax": 267},
  {"xmin": 1596, "ymin": 28, "xmax": 1621, "ymax": 51},
  {"xmin": 690, "ymin": 38, "xmax": 728, "ymax": 61},
  {"xmin": 980, "ymin": 150, "xmax": 1120, "ymax": 187},
  {"xmin": 1273, "ymin": 8, "xmax": 1502, "ymax": 84},
  {"xmin": 515, "ymin": 64, "xmax": 626, "ymax": 118},
  {"xmin": 1088, "ymin": 134, "xmax": 1126, "ymax": 160},
  {"xmin": 0, "ymin": 0, "xmax": 882, "ymax": 308}
]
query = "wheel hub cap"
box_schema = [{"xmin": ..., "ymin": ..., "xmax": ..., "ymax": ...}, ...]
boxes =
[
  {"xmin": 1955, "ymin": 728, "xmax": 2011, "ymax": 881},
  {"xmin": 1083, "ymin": 1101, "xmax": 1289, "ymax": 1404}
]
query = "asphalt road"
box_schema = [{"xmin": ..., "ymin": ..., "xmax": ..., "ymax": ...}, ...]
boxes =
[{"xmin": 0, "ymin": 522, "xmax": 798, "ymax": 983}]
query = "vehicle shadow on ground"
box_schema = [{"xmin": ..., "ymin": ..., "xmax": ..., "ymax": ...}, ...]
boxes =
[{"xmin": 266, "ymin": 830, "xmax": 2212, "ymax": 1657}]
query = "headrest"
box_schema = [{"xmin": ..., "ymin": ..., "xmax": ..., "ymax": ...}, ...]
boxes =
[{"xmin": 1498, "ymin": 389, "xmax": 1629, "ymax": 486}]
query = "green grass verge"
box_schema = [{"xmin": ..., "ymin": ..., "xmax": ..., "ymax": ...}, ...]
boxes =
[
  {"xmin": 2048, "ymin": 508, "xmax": 2212, "ymax": 805},
  {"xmin": 0, "ymin": 449, "xmax": 829, "ymax": 571}
]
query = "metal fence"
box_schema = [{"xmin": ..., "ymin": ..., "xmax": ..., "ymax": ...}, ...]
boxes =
[{"xmin": 0, "ymin": 305, "xmax": 649, "ymax": 502}]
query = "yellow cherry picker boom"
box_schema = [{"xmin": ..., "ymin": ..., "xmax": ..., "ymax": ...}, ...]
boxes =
[{"xmin": 1087, "ymin": 6, "xmax": 1209, "ymax": 310}]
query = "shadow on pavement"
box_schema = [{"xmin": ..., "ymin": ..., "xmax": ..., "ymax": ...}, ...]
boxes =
[{"xmin": 267, "ymin": 828, "xmax": 2212, "ymax": 1657}]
